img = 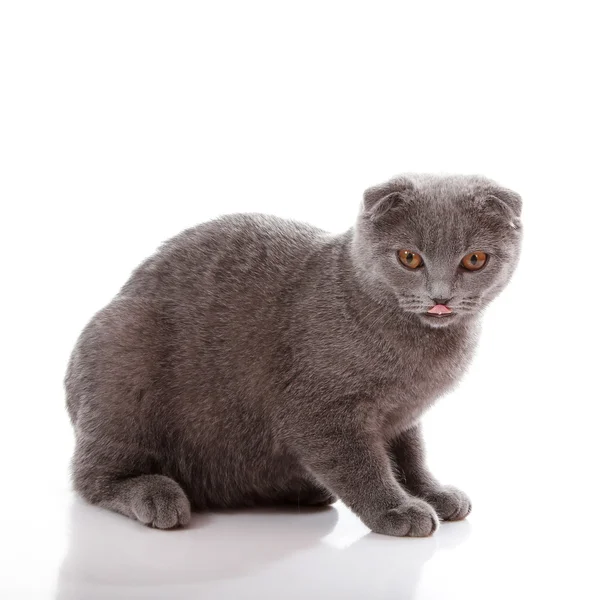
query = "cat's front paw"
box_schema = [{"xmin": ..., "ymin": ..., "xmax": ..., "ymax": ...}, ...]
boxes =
[
  {"xmin": 370, "ymin": 498, "xmax": 439, "ymax": 537},
  {"xmin": 424, "ymin": 485, "xmax": 471, "ymax": 521}
]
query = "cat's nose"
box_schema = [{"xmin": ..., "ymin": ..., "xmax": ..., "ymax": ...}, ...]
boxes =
[{"xmin": 432, "ymin": 297, "xmax": 453, "ymax": 306}]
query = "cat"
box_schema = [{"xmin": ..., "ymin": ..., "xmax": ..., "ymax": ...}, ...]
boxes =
[{"xmin": 65, "ymin": 173, "xmax": 522, "ymax": 537}]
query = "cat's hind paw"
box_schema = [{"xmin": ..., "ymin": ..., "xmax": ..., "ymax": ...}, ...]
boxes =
[{"xmin": 130, "ymin": 475, "xmax": 191, "ymax": 529}]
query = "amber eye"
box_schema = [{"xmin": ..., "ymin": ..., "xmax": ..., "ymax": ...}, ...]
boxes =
[
  {"xmin": 461, "ymin": 251, "xmax": 488, "ymax": 271},
  {"xmin": 398, "ymin": 249, "xmax": 423, "ymax": 269}
]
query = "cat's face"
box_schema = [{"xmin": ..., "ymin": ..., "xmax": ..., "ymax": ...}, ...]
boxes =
[{"xmin": 354, "ymin": 174, "xmax": 522, "ymax": 328}]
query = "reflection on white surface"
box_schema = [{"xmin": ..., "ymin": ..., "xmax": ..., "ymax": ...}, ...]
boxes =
[{"xmin": 56, "ymin": 498, "xmax": 471, "ymax": 600}]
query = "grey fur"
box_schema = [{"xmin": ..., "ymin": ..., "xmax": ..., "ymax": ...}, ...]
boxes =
[{"xmin": 65, "ymin": 173, "xmax": 522, "ymax": 537}]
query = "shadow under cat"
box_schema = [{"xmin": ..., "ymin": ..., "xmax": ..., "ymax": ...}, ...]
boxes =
[{"xmin": 55, "ymin": 498, "xmax": 471, "ymax": 600}]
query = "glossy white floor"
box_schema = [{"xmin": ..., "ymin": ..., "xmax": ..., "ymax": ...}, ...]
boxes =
[
  {"xmin": 5, "ymin": 447, "xmax": 600, "ymax": 600},
  {"xmin": 3, "ymin": 491, "xmax": 565, "ymax": 600}
]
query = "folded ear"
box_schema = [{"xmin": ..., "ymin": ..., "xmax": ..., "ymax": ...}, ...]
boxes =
[
  {"xmin": 363, "ymin": 176, "xmax": 415, "ymax": 221},
  {"xmin": 478, "ymin": 183, "xmax": 522, "ymax": 223}
]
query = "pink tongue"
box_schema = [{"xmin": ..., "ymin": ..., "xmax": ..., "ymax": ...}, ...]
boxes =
[{"xmin": 428, "ymin": 304, "xmax": 452, "ymax": 315}]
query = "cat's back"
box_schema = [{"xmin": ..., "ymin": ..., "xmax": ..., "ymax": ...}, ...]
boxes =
[
  {"xmin": 121, "ymin": 213, "xmax": 326, "ymax": 300},
  {"xmin": 67, "ymin": 213, "xmax": 328, "ymax": 426}
]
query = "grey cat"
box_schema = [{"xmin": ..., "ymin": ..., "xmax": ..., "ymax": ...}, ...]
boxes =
[{"xmin": 65, "ymin": 174, "xmax": 522, "ymax": 537}]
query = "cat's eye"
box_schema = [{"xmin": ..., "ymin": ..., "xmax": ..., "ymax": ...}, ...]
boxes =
[
  {"xmin": 398, "ymin": 249, "xmax": 423, "ymax": 269},
  {"xmin": 461, "ymin": 251, "xmax": 488, "ymax": 271}
]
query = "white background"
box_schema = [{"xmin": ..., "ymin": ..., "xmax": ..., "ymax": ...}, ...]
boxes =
[{"xmin": 1, "ymin": 2, "xmax": 599, "ymax": 599}]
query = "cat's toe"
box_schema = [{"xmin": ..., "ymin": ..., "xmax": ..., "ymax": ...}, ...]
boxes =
[
  {"xmin": 370, "ymin": 498, "xmax": 439, "ymax": 537},
  {"xmin": 131, "ymin": 482, "xmax": 191, "ymax": 529},
  {"xmin": 424, "ymin": 485, "xmax": 471, "ymax": 521}
]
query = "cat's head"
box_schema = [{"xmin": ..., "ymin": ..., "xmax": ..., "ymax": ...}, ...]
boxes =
[{"xmin": 353, "ymin": 174, "xmax": 522, "ymax": 328}]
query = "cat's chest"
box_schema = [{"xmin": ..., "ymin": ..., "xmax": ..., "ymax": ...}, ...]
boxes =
[{"xmin": 374, "ymin": 324, "xmax": 477, "ymax": 438}]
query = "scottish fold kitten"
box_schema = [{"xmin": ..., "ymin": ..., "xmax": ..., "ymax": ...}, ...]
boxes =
[{"xmin": 65, "ymin": 174, "xmax": 522, "ymax": 537}]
